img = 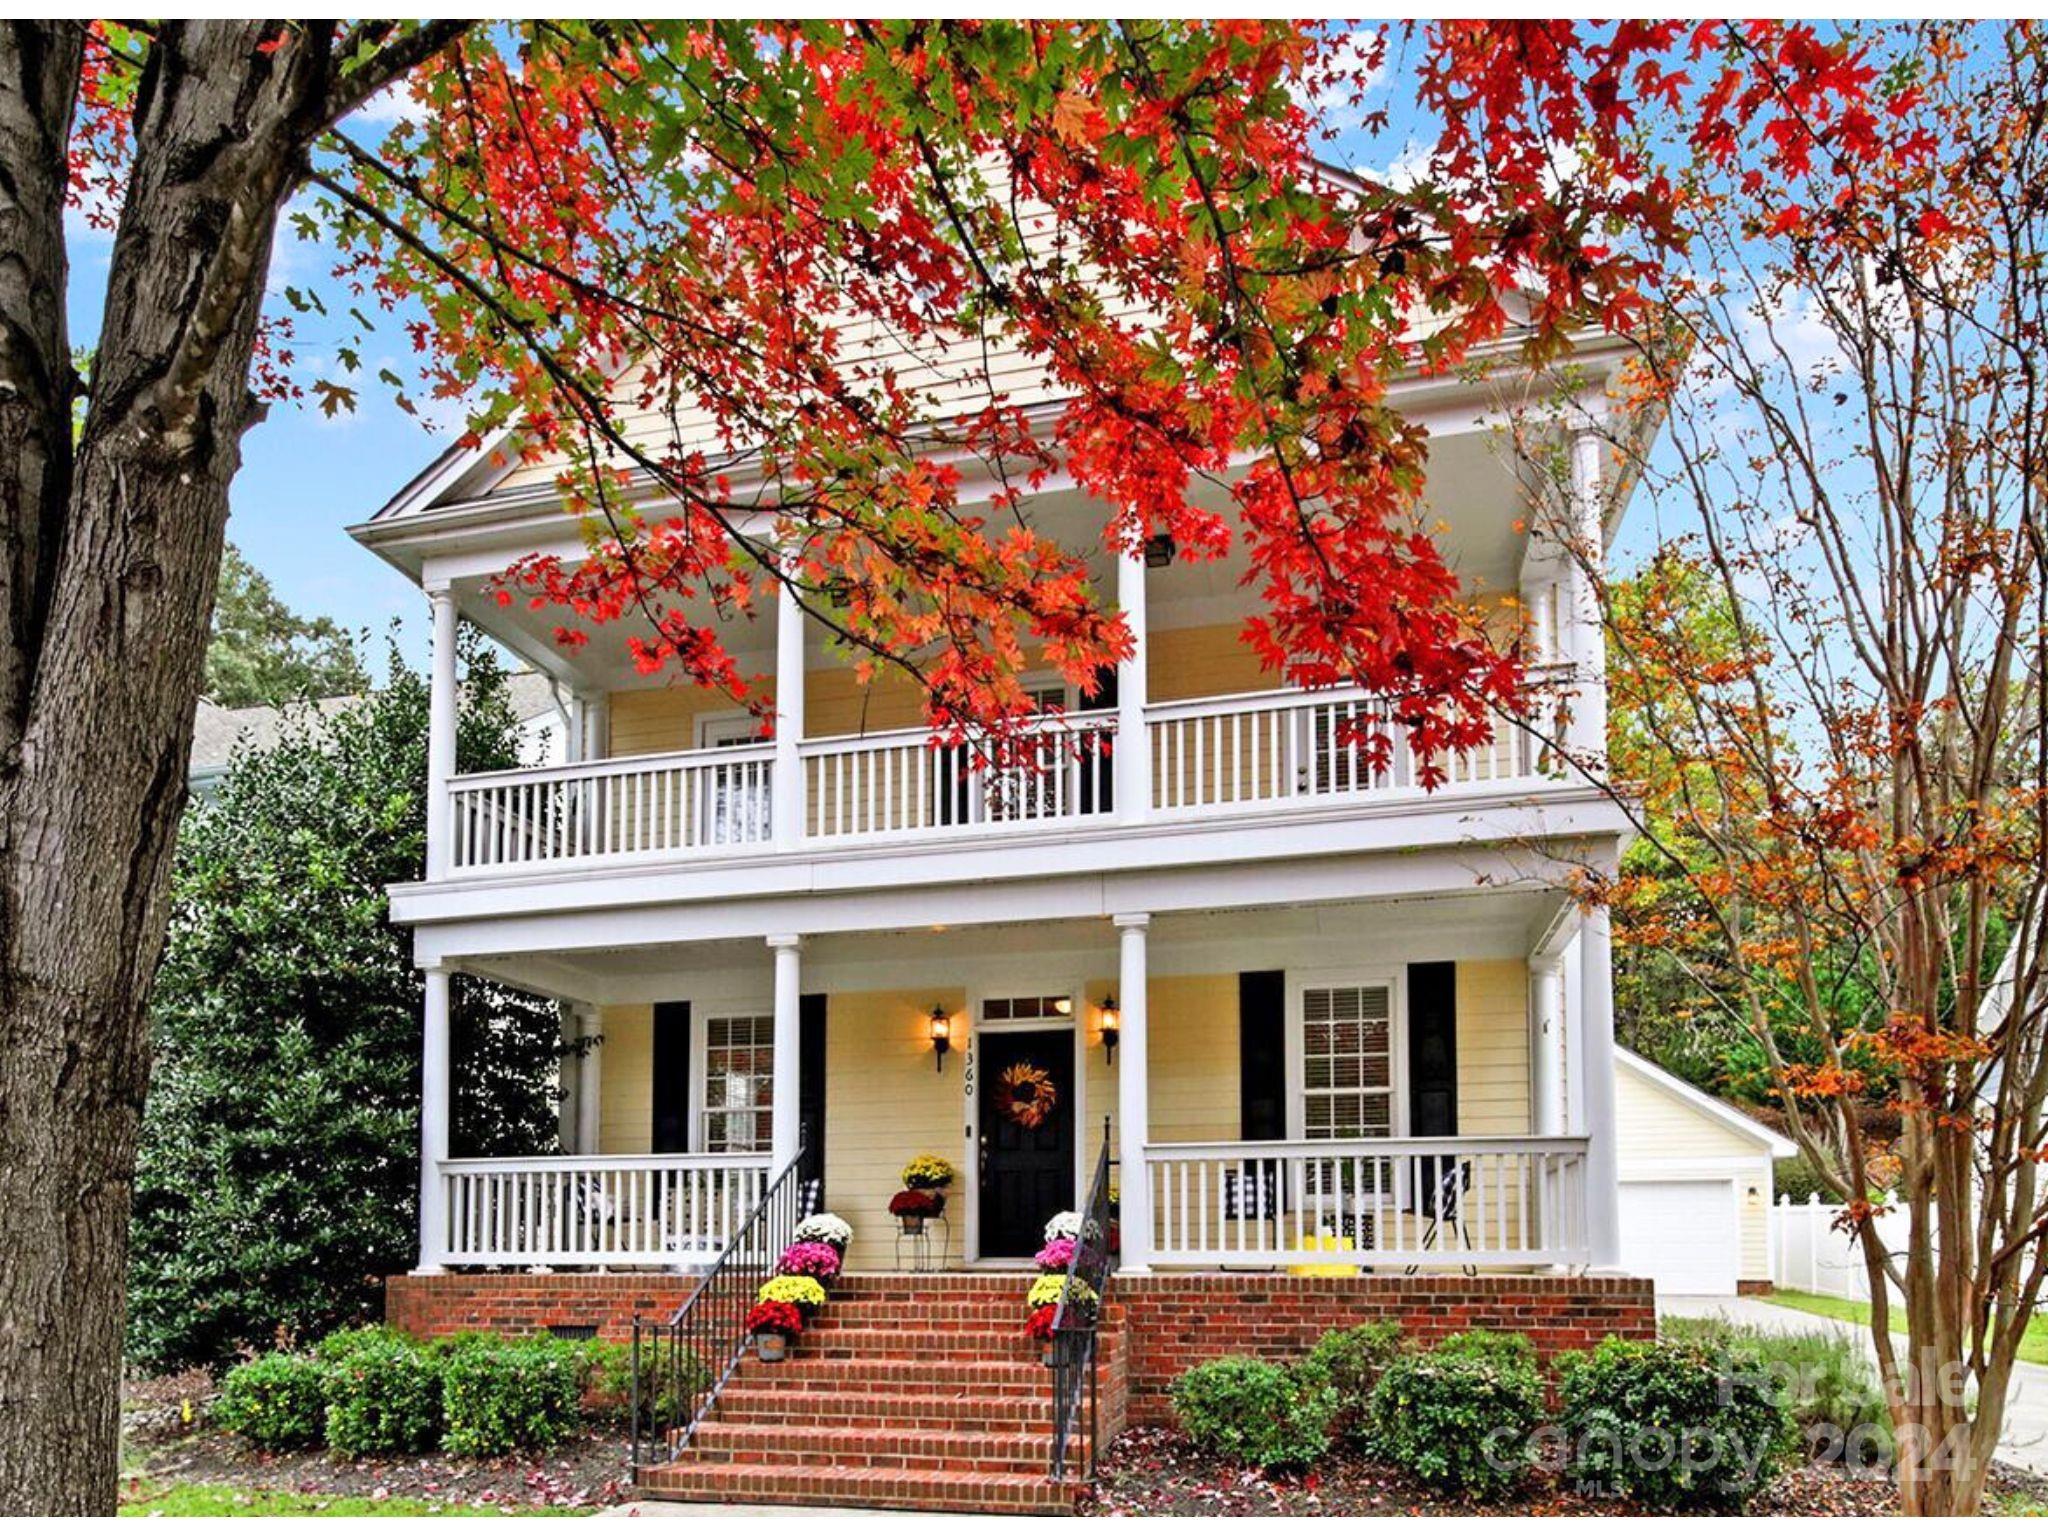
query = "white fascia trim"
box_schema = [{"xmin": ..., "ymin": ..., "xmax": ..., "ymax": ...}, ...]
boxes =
[
  {"xmin": 391, "ymin": 786, "xmax": 1635, "ymax": 927},
  {"xmin": 1617, "ymin": 1048, "xmax": 1796, "ymax": 1157},
  {"xmin": 406, "ymin": 835, "xmax": 1614, "ymax": 968}
]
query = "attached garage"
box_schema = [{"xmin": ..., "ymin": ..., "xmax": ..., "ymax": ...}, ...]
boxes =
[{"xmin": 1615, "ymin": 1049, "xmax": 1793, "ymax": 1297}]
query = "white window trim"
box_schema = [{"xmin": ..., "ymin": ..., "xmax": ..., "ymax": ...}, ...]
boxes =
[
  {"xmin": 690, "ymin": 996, "xmax": 774, "ymax": 1155},
  {"xmin": 695, "ymin": 709, "xmax": 761, "ymax": 748},
  {"xmin": 1284, "ymin": 968, "xmax": 1406, "ymax": 1142}
]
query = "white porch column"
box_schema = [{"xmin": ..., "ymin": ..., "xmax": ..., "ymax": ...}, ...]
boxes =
[
  {"xmin": 1115, "ymin": 913, "xmax": 1152, "ymax": 1272},
  {"xmin": 1115, "ymin": 546, "xmax": 1150, "ymax": 823},
  {"xmin": 1578, "ymin": 907, "xmax": 1622, "ymax": 1267},
  {"xmin": 416, "ymin": 965, "xmax": 451, "ymax": 1272},
  {"xmin": 574, "ymin": 1004, "xmax": 602, "ymax": 1156},
  {"xmin": 769, "ymin": 935, "xmax": 804, "ymax": 1175},
  {"xmin": 579, "ymin": 691, "xmax": 609, "ymax": 761},
  {"xmin": 556, "ymin": 1003, "xmax": 580, "ymax": 1150},
  {"xmin": 1564, "ymin": 427, "xmax": 1608, "ymax": 769},
  {"xmin": 773, "ymin": 568, "xmax": 806, "ymax": 850},
  {"xmin": 1529, "ymin": 958, "xmax": 1565, "ymax": 1137},
  {"xmin": 425, "ymin": 583, "xmax": 457, "ymax": 879},
  {"xmin": 564, "ymin": 694, "xmax": 587, "ymax": 766}
]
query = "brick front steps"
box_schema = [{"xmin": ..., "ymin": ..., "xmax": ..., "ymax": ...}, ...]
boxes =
[
  {"xmin": 384, "ymin": 1269, "xmax": 1655, "ymax": 1512},
  {"xmin": 635, "ymin": 1275, "xmax": 1121, "ymax": 1515}
]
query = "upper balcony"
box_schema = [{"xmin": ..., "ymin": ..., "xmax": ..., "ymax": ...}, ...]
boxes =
[
  {"xmin": 441, "ymin": 680, "xmax": 1551, "ymax": 877},
  {"xmin": 358, "ymin": 382, "xmax": 1625, "ymax": 935}
]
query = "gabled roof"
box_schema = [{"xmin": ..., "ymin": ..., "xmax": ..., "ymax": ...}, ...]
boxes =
[
  {"xmin": 188, "ymin": 670, "xmax": 564, "ymax": 787},
  {"xmin": 1617, "ymin": 1046, "xmax": 1796, "ymax": 1157}
]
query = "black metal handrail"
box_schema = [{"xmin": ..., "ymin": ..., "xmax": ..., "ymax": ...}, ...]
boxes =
[
  {"xmin": 630, "ymin": 1139, "xmax": 815, "ymax": 1470},
  {"xmin": 1050, "ymin": 1117, "xmax": 1115, "ymax": 1483}
]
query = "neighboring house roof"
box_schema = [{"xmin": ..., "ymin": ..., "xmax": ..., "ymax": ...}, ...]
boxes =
[
  {"xmin": 188, "ymin": 669, "xmax": 565, "ymax": 793},
  {"xmin": 1616, "ymin": 1047, "xmax": 1796, "ymax": 1158}
]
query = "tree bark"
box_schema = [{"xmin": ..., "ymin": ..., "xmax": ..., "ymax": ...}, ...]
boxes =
[{"xmin": 0, "ymin": 22, "xmax": 330, "ymax": 1514}]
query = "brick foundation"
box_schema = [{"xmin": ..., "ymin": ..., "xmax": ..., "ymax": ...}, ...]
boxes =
[
  {"xmin": 387, "ymin": 1269, "xmax": 1656, "ymax": 1436},
  {"xmin": 1737, "ymin": 1278, "xmax": 1775, "ymax": 1296},
  {"xmin": 1113, "ymin": 1272, "xmax": 1656, "ymax": 1425},
  {"xmin": 385, "ymin": 1272, "xmax": 696, "ymax": 1342}
]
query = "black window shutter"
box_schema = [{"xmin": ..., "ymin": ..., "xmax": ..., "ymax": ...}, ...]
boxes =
[
  {"xmin": 799, "ymin": 992, "xmax": 827, "ymax": 1199},
  {"xmin": 1407, "ymin": 962, "xmax": 1458, "ymax": 1137},
  {"xmin": 1238, "ymin": 970, "xmax": 1287, "ymax": 1140},
  {"xmin": 651, "ymin": 1001, "xmax": 692, "ymax": 1153},
  {"xmin": 1077, "ymin": 666, "xmax": 1117, "ymax": 815}
]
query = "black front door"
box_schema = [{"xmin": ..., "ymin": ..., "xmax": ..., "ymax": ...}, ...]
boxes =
[{"xmin": 977, "ymin": 1028, "xmax": 1075, "ymax": 1257}]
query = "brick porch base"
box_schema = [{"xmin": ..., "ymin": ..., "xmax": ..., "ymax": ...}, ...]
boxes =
[
  {"xmin": 1111, "ymin": 1272, "xmax": 1656, "ymax": 1425},
  {"xmin": 385, "ymin": 1271, "xmax": 694, "ymax": 1342},
  {"xmin": 385, "ymin": 1269, "xmax": 1653, "ymax": 1513}
]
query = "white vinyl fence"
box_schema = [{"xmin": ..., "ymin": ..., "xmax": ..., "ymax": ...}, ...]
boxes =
[{"xmin": 1772, "ymin": 1192, "xmax": 1909, "ymax": 1303}]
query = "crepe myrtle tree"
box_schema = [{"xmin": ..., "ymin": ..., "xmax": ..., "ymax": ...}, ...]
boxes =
[
  {"xmin": 1515, "ymin": 21, "xmax": 2048, "ymax": 1515},
  {"xmin": 4, "ymin": 18, "xmax": 1882, "ymax": 1513}
]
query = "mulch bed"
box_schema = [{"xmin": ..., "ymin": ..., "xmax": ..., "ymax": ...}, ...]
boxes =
[
  {"xmin": 1079, "ymin": 1426, "xmax": 2048, "ymax": 1517},
  {"xmin": 124, "ymin": 1378, "xmax": 633, "ymax": 1515}
]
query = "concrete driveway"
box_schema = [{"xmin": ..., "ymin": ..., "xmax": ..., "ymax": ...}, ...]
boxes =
[{"xmin": 1660, "ymin": 1294, "xmax": 2048, "ymax": 1475}]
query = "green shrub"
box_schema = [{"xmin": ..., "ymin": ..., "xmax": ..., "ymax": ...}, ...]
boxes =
[
  {"xmin": 1371, "ymin": 1347, "xmax": 1544, "ymax": 1499},
  {"xmin": 214, "ymin": 1353, "xmax": 328, "ymax": 1449},
  {"xmin": 1433, "ymin": 1329, "xmax": 1538, "ymax": 1375},
  {"xmin": 1170, "ymin": 1356, "xmax": 1334, "ymax": 1471},
  {"xmin": 1301, "ymin": 1323, "xmax": 1405, "ymax": 1444},
  {"xmin": 441, "ymin": 1339, "xmax": 583, "ymax": 1457},
  {"xmin": 1773, "ymin": 1156, "xmax": 1838, "ymax": 1206},
  {"xmin": 1662, "ymin": 1316, "xmax": 1891, "ymax": 1466},
  {"xmin": 1557, "ymin": 1336, "xmax": 1794, "ymax": 1511},
  {"xmin": 578, "ymin": 1338, "xmax": 713, "ymax": 1425},
  {"xmin": 310, "ymin": 1324, "xmax": 409, "ymax": 1363},
  {"xmin": 323, "ymin": 1335, "xmax": 443, "ymax": 1457}
]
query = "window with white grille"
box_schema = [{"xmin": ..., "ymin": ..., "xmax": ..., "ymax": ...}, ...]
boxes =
[
  {"xmin": 1301, "ymin": 984, "xmax": 1394, "ymax": 1139},
  {"xmin": 702, "ymin": 1012, "xmax": 774, "ymax": 1151}
]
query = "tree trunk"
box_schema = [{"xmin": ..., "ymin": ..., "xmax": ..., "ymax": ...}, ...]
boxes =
[{"xmin": 0, "ymin": 22, "xmax": 328, "ymax": 1514}]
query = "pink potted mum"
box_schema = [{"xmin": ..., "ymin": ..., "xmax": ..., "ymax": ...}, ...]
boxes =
[{"xmin": 777, "ymin": 1240, "xmax": 843, "ymax": 1286}]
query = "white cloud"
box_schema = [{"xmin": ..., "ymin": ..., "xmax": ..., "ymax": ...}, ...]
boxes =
[
  {"xmin": 1295, "ymin": 27, "xmax": 1385, "ymax": 136},
  {"xmin": 347, "ymin": 80, "xmax": 425, "ymax": 133}
]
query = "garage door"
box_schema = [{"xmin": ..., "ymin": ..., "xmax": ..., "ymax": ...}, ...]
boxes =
[{"xmin": 1618, "ymin": 1178, "xmax": 1739, "ymax": 1295}]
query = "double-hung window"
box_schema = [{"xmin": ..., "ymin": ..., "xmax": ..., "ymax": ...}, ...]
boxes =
[
  {"xmin": 701, "ymin": 1011, "xmax": 774, "ymax": 1152},
  {"xmin": 1300, "ymin": 983, "xmax": 1396, "ymax": 1139}
]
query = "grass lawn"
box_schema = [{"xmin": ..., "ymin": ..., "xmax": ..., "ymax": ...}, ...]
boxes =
[
  {"xmin": 1770, "ymin": 1289, "xmax": 2048, "ymax": 1367},
  {"xmin": 121, "ymin": 1481, "xmax": 589, "ymax": 1517}
]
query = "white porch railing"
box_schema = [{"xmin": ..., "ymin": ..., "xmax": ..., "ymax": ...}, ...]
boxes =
[
  {"xmin": 1147, "ymin": 686, "xmax": 1531, "ymax": 815},
  {"xmin": 802, "ymin": 710, "xmax": 1116, "ymax": 841},
  {"xmin": 432, "ymin": 684, "xmax": 1559, "ymax": 876},
  {"xmin": 1141, "ymin": 1136, "xmax": 1590, "ymax": 1267},
  {"xmin": 435, "ymin": 1153, "xmax": 771, "ymax": 1266},
  {"xmin": 447, "ymin": 743, "xmax": 774, "ymax": 870}
]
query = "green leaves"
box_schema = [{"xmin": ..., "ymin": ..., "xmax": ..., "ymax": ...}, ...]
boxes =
[{"xmin": 129, "ymin": 634, "xmax": 573, "ymax": 1372}]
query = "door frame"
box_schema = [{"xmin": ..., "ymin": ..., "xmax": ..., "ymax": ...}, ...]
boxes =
[{"xmin": 962, "ymin": 976, "xmax": 1088, "ymax": 1263}]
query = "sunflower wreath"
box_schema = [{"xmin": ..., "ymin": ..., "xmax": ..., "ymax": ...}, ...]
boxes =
[{"xmin": 994, "ymin": 1060, "xmax": 1058, "ymax": 1130}]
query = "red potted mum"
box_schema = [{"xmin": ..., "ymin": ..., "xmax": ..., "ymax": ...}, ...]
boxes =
[
  {"xmin": 1024, "ymin": 1303, "xmax": 1060, "ymax": 1366},
  {"xmin": 746, "ymin": 1299, "xmax": 804, "ymax": 1362},
  {"xmin": 888, "ymin": 1187, "xmax": 945, "ymax": 1233}
]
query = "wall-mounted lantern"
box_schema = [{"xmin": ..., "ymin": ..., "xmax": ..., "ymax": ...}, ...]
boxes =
[
  {"xmin": 928, "ymin": 1005, "xmax": 953, "ymax": 1073},
  {"xmin": 1098, "ymin": 994, "xmax": 1121, "ymax": 1064}
]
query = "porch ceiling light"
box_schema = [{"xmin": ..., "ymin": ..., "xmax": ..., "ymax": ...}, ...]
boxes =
[
  {"xmin": 1143, "ymin": 533, "xmax": 1176, "ymax": 569},
  {"xmin": 928, "ymin": 1005, "xmax": 953, "ymax": 1073},
  {"xmin": 1098, "ymin": 994, "xmax": 1121, "ymax": 1064}
]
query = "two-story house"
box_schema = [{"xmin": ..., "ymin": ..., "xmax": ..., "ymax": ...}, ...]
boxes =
[{"xmin": 352, "ymin": 316, "xmax": 1658, "ymax": 1510}]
